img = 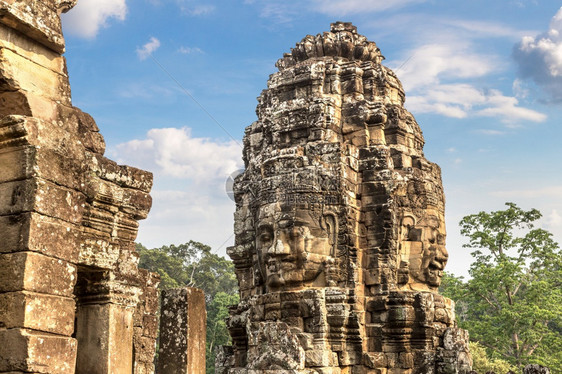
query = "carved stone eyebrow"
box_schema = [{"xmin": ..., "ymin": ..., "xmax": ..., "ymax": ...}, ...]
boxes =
[{"xmin": 257, "ymin": 223, "xmax": 274, "ymax": 232}]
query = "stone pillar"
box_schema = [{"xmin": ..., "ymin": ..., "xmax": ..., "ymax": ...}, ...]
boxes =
[
  {"xmin": 133, "ymin": 269, "xmax": 161, "ymax": 374},
  {"xmin": 158, "ymin": 287, "xmax": 206, "ymax": 374},
  {"xmin": 74, "ymin": 277, "xmax": 140, "ymax": 374}
]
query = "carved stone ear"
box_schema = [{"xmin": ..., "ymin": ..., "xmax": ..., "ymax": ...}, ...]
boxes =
[{"xmin": 322, "ymin": 213, "xmax": 338, "ymax": 254}]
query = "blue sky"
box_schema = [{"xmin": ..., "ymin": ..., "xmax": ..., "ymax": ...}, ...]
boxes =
[{"xmin": 61, "ymin": 0, "xmax": 562, "ymax": 276}]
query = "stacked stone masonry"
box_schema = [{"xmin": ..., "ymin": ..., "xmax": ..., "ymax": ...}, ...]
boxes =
[
  {"xmin": 222, "ymin": 22, "xmax": 472, "ymax": 374},
  {"xmin": 0, "ymin": 1, "xmax": 161, "ymax": 373}
]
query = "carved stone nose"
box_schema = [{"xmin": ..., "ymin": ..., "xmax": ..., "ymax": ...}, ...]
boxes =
[
  {"xmin": 268, "ymin": 239, "xmax": 290, "ymax": 255},
  {"xmin": 440, "ymin": 245, "xmax": 449, "ymax": 259}
]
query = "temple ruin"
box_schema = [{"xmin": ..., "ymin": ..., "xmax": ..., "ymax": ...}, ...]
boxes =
[
  {"xmin": 222, "ymin": 22, "xmax": 472, "ymax": 373},
  {"xmin": 0, "ymin": 1, "xmax": 205, "ymax": 373}
]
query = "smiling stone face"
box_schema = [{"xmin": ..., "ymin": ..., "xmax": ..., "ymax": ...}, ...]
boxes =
[
  {"xmin": 401, "ymin": 213, "xmax": 449, "ymax": 291},
  {"xmin": 256, "ymin": 203, "xmax": 337, "ymax": 292}
]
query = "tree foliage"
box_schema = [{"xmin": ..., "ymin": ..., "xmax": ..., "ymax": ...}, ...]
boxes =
[
  {"xmin": 469, "ymin": 341, "xmax": 517, "ymax": 374},
  {"xmin": 136, "ymin": 241, "xmax": 239, "ymax": 374},
  {"xmin": 440, "ymin": 203, "xmax": 562, "ymax": 371}
]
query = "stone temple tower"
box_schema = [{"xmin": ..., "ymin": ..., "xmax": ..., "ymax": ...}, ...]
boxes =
[{"xmin": 222, "ymin": 22, "xmax": 471, "ymax": 373}]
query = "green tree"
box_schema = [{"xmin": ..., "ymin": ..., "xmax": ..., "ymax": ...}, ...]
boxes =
[
  {"xmin": 206, "ymin": 291, "xmax": 239, "ymax": 371},
  {"xmin": 469, "ymin": 341, "xmax": 518, "ymax": 373},
  {"xmin": 441, "ymin": 203, "xmax": 562, "ymax": 371},
  {"xmin": 137, "ymin": 241, "xmax": 239, "ymax": 374}
]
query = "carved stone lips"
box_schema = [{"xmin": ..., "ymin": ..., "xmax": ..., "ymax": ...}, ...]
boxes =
[
  {"xmin": 429, "ymin": 261, "xmax": 445, "ymax": 271},
  {"xmin": 267, "ymin": 258, "xmax": 297, "ymax": 272}
]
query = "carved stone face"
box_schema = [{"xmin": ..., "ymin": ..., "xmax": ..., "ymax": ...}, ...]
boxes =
[
  {"xmin": 256, "ymin": 203, "xmax": 337, "ymax": 291},
  {"xmin": 402, "ymin": 214, "xmax": 448, "ymax": 289}
]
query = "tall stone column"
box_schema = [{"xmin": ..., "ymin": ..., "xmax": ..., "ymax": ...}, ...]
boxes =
[{"xmin": 158, "ymin": 287, "xmax": 207, "ymax": 374}]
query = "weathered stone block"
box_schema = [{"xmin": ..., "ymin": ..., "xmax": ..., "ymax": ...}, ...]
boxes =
[
  {"xmin": 0, "ymin": 328, "xmax": 77, "ymax": 373},
  {"xmin": 246, "ymin": 322, "xmax": 305, "ymax": 370},
  {"xmin": 364, "ymin": 352, "xmax": 386, "ymax": 368},
  {"xmin": 142, "ymin": 314, "xmax": 159, "ymax": 339},
  {"xmin": 0, "ymin": 178, "xmax": 85, "ymax": 223},
  {"xmin": 87, "ymin": 153, "xmax": 153, "ymax": 193},
  {"xmin": 0, "ymin": 212, "xmax": 80, "ymax": 262},
  {"xmin": 399, "ymin": 352, "xmax": 414, "ymax": 369},
  {"xmin": 215, "ymin": 345, "xmax": 235, "ymax": 374},
  {"xmin": 134, "ymin": 361, "xmax": 156, "ymax": 374},
  {"xmin": 0, "ymin": 147, "xmax": 32, "ymax": 183},
  {"xmin": 135, "ymin": 335, "xmax": 157, "ymax": 363},
  {"xmin": 143, "ymin": 286, "xmax": 160, "ymax": 315},
  {"xmin": 0, "ymin": 251, "xmax": 76, "ymax": 296},
  {"xmin": 305, "ymin": 349, "xmax": 338, "ymax": 367},
  {"xmin": 0, "ymin": 22, "xmax": 64, "ymax": 72},
  {"xmin": 0, "ymin": 47, "xmax": 70, "ymax": 104},
  {"xmin": 78, "ymin": 236, "xmax": 120, "ymax": 269},
  {"xmin": 0, "ymin": 291, "xmax": 75, "ymax": 335}
]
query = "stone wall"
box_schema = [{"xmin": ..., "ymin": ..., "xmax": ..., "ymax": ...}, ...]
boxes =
[
  {"xmin": 0, "ymin": 1, "xmax": 161, "ymax": 373},
  {"xmin": 223, "ymin": 22, "xmax": 471, "ymax": 373}
]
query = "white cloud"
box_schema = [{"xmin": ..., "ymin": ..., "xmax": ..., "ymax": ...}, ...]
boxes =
[
  {"xmin": 311, "ymin": 0, "xmax": 426, "ymax": 15},
  {"xmin": 511, "ymin": 0, "xmax": 539, "ymax": 8},
  {"xmin": 137, "ymin": 37, "xmax": 161, "ymax": 60},
  {"xmin": 150, "ymin": 0, "xmax": 216, "ymax": 15},
  {"xmin": 246, "ymin": 1, "xmax": 298, "ymax": 24},
  {"xmin": 546, "ymin": 209, "xmax": 562, "ymax": 228},
  {"xmin": 490, "ymin": 185, "xmax": 562, "ymax": 199},
  {"xmin": 406, "ymin": 84, "xmax": 483, "ymax": 118},
  {"xmin": 246, "ymin": 0, "xmax": 426, "ymax": 24},
  {"xmin": 395, "ymin": 44, "xmax": 496, "ymax": 91},
  {"xmin": 406, "ymin": 84, "xmax": 545, "ymax": 124},
  {"xmin": 114, "ymin": 127, "xmax": 242, "ymax": 181},
  {"xmin": 439, "ymin": 19, "xmax": 534, "ymax": 40},
  {"xmin": 180, "ymin": 3, "xmax": 216, "ymax": 15},
  {"xmin": 112, "ymin": 127, "xmax": 243, "ymax": 251},
  {"xmin": 475, "ymin": 90, "xmax": 547, "ymax": 123},
  {"xmin": 178, "ymin": 47, "xmax": 204, "ymax": 54},
  {"xmin": 137, "ymin": 187, "xmax": 236, "ymax": 253},
  {"xmin": 512, "ymin": 78, "xmax": 529, "ymax": 99},
  {"xmin": 62, "ymin": 0, "xmax": 126, "ymax": 38},
  {"xmin": 514, "ymin": 7, "xmax": 562, "ymax": 102},
  {"xmin": 476, "ymin": 129, "xmax": 506, "ymax": 136},
  {"xmin": 396, "ymin": 42, "xmax": 546, "ymax": 124}
]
